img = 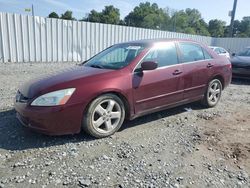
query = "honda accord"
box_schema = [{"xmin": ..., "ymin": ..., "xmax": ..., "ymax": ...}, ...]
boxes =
[{"xmin": 14, "ymin": 39, "xmax": 232, "ymax": 138}]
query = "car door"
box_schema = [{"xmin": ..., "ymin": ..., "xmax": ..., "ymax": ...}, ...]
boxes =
[
  {"xmin": 132, "ymin": 42, "xmax": 184, "ymax": 115},
  {"xmin": 178, "ymin": 42, "xmax": 214, "ymax": 100}
]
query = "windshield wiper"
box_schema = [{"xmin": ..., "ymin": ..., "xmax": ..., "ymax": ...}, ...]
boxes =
[{"xmin": 89, "ymin": 64, "xmax": 104, "ymax": 69}]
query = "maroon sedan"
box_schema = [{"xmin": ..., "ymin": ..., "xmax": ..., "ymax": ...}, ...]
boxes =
[{"xmin": 15, "ymin": 39, "xmax": 232, "ymax": 138}]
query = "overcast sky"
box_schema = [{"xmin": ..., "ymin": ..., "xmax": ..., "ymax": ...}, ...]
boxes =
[{"xmin": 0, "ymin": 0, "xmax": 249, "ymax": 24}]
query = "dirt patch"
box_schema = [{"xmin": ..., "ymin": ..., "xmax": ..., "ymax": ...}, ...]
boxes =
[{"xmin": 0, "ymin": 63, "xmax": 249, "ymax": 187}]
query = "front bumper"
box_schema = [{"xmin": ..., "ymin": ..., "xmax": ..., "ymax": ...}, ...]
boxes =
[{"xmin": 14, "ymin": 101, "xmax": 84, "ymax": 136}]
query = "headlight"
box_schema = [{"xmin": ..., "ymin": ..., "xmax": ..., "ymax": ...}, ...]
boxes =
[{"xmin": 31, "ymin": 88, "xmax": 75, "ymax": 106}]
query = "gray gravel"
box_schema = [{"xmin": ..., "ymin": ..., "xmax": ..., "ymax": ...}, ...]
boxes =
[{"xmin": 0, "ymin": 62, "xmax": 250, "ymax": 187}]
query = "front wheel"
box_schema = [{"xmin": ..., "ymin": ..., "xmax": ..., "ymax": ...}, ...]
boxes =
[
  {"xmin": 82, "ymin": 94, "xmax": 125, "ymax": 138},
  {"xmin": 202, "ymin": 79, "xmax": 222, "ymax": 108}
]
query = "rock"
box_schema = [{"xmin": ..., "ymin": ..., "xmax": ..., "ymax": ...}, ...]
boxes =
[
  {"xmin": 79, "ymin": 179, "xmax": 91, "ymax": 187},
  {"xmin": 241, "ymin": 171, "xmax": 249, "ymax": 179},
  {"xmin": 228, "ymin": 172, "xmax": 235, "ymax": 178},
  {"xmin": 237, "ymin": 175, "xmax": 244, "ymax": 181},
  {"xmin": 237, "ymin": 165, "xmax": 243, "ymax": 169},
  {"xmin": 217, "ymin": 168, "xmax": 223, "ymax": 173},
  {"xmin": 176, "ymin": 177, "xmax": 184, "ymax": 182},
  {"xmin": 237, "ymin": 181, "xmax": 242, "ymax": 186},
  {"xmin": 135, "ymin": 179, "xmax": 141, "ymax": 183},
  {"xmin": 208, "ymin": 147, "xmax": 213, "ymax": 151},
  {"xmin": 208, "ymin": 165, "xmax": 213, "ymax": 171},
  {"xmin": 16, "ymin": 178, "xmax": 25, "ymax": 183},
  {"xmin": 102, "ymin": 155, "xmax": 109, "ymax": 160},
  {"xmin": 55, "ymin": 179, "xmax": 61, "ymax": 184},
  {"xmin": 13, "ymin": 162, "xmax": 25, "ymax": 168},
  {"xmin": 238, "ymin": 171, "xmax": 249, "ymax": 181},
  {"xmin": 28, "ymin": 179, "xmax": 36, "ymax": 184}
]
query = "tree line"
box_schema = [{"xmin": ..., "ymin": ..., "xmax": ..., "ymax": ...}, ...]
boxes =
[{"xmin": 48, "ymin": 2, "xmax": 250, "ymax": 38}]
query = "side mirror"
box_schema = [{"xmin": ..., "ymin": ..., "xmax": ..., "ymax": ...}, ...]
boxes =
[
  {"xmin": 232, "ymin": 53, "xmax": 236, "ymax": 57},
  {"xmin": 141, "ymin": 61, "xmax": 157, "ymax": 71}
]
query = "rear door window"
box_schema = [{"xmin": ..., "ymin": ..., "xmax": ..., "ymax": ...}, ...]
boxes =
[
  {"xmin": 203, "ymin": 48, "xmax": 213, "ymax": 60},
  {"xmin": 214, "ymin": 48, "xmax": 221, "ymax": 54},
  {"xmin": 179, "ymin": 43, "xmax": 205, "ymax": 63}
]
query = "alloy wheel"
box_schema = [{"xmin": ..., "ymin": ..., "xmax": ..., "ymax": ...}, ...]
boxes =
[
  {"xmin": 92, "ymin": 99, "xmax": 122, "ymax": 134},
  {"xmin": 208, "ymin": 81, "xmax": 221, "ymax": 105}
]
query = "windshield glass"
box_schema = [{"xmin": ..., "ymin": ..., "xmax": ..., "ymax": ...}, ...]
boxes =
[
  {"xmin": 238, "ymin": 48, "xmax": 250, "ymax": 56},
  {"xmin": 84, "ymin": 44, "xmax": 146, "ymax": 70}
]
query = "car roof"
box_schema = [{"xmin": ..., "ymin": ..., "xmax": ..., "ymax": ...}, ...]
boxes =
[
  {"xmin": 119, "ymin": 38, "xmax": 201, "ymax": 46},
  {"xmin": 209, "ymin": 46, "xmax": 222, "ymax": 49}
]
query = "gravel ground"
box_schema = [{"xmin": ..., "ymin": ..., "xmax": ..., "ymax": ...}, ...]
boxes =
[{"xmin": 0, "ymin": 62, "xmax": 249, "ymax": 188}]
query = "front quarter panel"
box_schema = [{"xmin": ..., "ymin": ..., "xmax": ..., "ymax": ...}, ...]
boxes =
[{"xmin": 70, "ymin": 69, "xmax": 133, "ymax": 118}]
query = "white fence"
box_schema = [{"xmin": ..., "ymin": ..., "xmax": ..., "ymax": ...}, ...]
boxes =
[
  {"xmin": 213, "ymin": 38, "xmax": 250, "ymax": 54},
  {"xmin": 0, "ymin": 12, "xmax": 249, "ymax": 63}
]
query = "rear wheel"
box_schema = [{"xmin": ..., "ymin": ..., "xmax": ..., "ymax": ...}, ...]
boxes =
[
  {"xmin": 202, "ymin": 79, "xmax": 222, "ymax": 108},
  {"xmin": 82, "ymin": 94, "xmax": 125, "ymax": 138}
]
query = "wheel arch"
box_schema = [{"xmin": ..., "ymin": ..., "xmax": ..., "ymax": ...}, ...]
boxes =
[
  {"xmin": 84, "ymin": 90, "xmax": 131, "ymax": 120},
  {"xmin": 210, "ymin": 74, "xmax": 225, "ymax": 89}
]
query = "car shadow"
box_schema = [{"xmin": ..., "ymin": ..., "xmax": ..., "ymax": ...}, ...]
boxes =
[
  {"xmin": 0, "ymin": 109, "xmax": 94, "ymax": 151},
  {"xmin": 0, "ymin": 102, "xmax": 205, "ymax": 151},
  {"xmin": 120, "ymin": 102, "xmax": 205, "ymax": 131}
]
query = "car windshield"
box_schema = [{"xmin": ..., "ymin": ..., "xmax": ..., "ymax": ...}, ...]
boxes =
[
  {"xmin": 238, "ymin": 48, "xmax": 250, "ymax": 56},
  {"xmin": 84, "ymin": 44, "xmax": 146, "ymax": 70}
]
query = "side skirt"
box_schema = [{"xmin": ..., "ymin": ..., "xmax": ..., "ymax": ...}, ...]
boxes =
[{"xmin": 130, "ymin": 95, "xmax": 204, "ymax": 120}]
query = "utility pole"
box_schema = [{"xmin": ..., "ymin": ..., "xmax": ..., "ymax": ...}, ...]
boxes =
[
  {"xmin": 229, "ymin": 0, "xmax": 238, "ymax": 37},
  {"xmin": 32, "ymin": 4, "xmax": 34, "ymax": 17},
  {"xmin": 25, "ymin": 4, "xmax": 34, "ymax": 17}
]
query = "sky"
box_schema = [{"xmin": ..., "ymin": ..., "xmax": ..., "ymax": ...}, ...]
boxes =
[{"xmin": 0, "ymin": 0, "xmax": 249, "ymax": 24}]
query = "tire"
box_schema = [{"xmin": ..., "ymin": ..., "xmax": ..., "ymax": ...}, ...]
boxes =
[
  {"xmin": 82, "ymin": 94, "xmax": 125, "ymax": 138},
  {"xmin": 202, "ymin": 79, "xmax": 222, "ymax": 108}
]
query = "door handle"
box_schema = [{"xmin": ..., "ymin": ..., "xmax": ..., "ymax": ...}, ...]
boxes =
[
  {"xmin": 207, "ymin": 63, "xmax": 214, "ymax": 68},
  {"xmin": 173, "ymin": 69, "xmax": 183, "ymax": 75}
]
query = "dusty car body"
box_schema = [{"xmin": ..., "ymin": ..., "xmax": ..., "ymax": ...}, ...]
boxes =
[{"xmin": 15, "ymin": 39, "xmax": 232, "ymax": 138}]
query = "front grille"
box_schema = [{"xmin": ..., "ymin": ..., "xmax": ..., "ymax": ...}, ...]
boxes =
[{"xmin": 16, "ymin": 91, "xmax": 29, "ymax": 103}]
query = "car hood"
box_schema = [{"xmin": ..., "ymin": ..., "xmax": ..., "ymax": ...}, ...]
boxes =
[
  {"xmin": 19, "ymin": 65, "xmax": 113, "ymax": 98},
  {"xmin": 231, "ymin": 56, "xmax": 250, "ymax": 64}
]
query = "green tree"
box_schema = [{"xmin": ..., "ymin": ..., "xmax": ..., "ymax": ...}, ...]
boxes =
[
  {"xmin": 239, "ymin": 16, "xmax": 250, "ymax": 37},
  {"xmin": 170, "ymin": 8, "xmax": 210, "ymax": 36},
  {"xmin": 86, "ymin": 10, "xmax": 101, "ymax": 22},
  {"xmin": 101, "ymin": 5, "xmax": 120, "ymax": 24},
  {"xmin": 61, "ymin": 10, "xmax": 75, "ymax": 20},
  {"xmin": 199, "ymin": 19, "xmax": 210, "ymax": 36},
  {"xmin": 124, "ymin": 2, "xmax": 170, "ymax": 30},
  {"xmin": 48, "ymin": 12, "xmax": 59, "ymax": 19},
  {"xmin": 208, "ymin": 19, "xmax": 226, "ymax": 37},
  {"xmin": 224, "ymin": 20, "xmax": 240, "ymax": 37},
  {"xmin": 83, "ymin": 5, "xmax": 120, "ymax": 24}
]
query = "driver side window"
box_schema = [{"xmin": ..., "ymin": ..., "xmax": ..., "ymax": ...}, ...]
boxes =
[{"xmin": 136, "ymin": 42, "xmax": 178, "ymax": 70}]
